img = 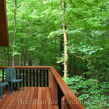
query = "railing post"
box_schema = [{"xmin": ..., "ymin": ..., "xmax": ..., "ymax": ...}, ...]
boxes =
[
  {"xmin": 61, "ymin": 96, "xmax": 70, "ymax": 109},
  {"xmin": 49, "ymin": 69, "xmax": 58, "ymax": 104}
]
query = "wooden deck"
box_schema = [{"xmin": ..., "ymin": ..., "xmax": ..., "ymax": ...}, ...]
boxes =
[
  {"xmin": 0, "ymin": 66, "xmax": 85, "ymax": 109},
  {"xmin": 0, "ymin": 87, "xmax": 59, "ymax": 109}
]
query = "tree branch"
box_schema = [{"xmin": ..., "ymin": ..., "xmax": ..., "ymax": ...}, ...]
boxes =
[{"xmin": 69, "ymin": 54, "xmax": 94, "ymax": 70}]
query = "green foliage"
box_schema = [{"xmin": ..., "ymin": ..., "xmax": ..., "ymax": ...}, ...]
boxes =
[
  {"xmin": 3, "ymin": 0, "xmax": 108, "ymax": 69},
  {"xmin": 63, "ymin": 75, "xmax": 109, "ymax": 108},
  {"xmin": 0, "ymin": 63, "xmax": 8, "ymax": 66},
  {"xmin": 0, "ymin": 0, "xmax": 109, "ymax": 108}
]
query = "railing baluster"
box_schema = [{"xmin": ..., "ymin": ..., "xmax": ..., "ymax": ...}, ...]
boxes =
[
  {"xmin": 26, "ymin": 70, "xmax": 28, "ymax": 86},
  {"xmin": 33, "ymin": 70, "xmax": 35, "ymax": 87},
  {"xmin": 40, "ymin": 70, "xmax": 42, "ymax": 87},
  {"xmin": 2, "ymin": 69, "xmax": 4, "ymax": 82},
  {"xmin": 0, "ymin": 67, "xmax": 49, "ymax": 87},
  {"xmin": 36, "ymin": 70, "xmax": 38, "ymax": 87},
  {"xmin": 43, "ymin": 70, "xmax": 45, "ymax": 87},
  {"xmin": 47, "ymin": 69, "xmax": 48, "ymax": 87},
  {"xmin": 30, "ymin": 70, "xmax": 31, "ymax": 87},
  {"xmin": 19, "ymin": 70, "xmax": 21, "ymax": 87},
  {"xmin": 1, "ymin": 68, "xmax": 49, "ymax": 87},
  {"xmin": 23, "ymin": 70, "xmax": 24, "ymax": 87}
]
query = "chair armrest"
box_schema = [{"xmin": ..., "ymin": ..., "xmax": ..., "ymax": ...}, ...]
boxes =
[{"xmin": 0, "ymin": 76, "xmax": 6, "ymax": 78}]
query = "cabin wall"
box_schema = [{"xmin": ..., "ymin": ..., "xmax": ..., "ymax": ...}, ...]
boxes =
[{"xmin": 0, "ymin": 0, "xmax": 9, "ymax": 46}]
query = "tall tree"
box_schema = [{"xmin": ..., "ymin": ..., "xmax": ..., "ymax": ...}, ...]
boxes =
[
  {"xmin": 62, "ymin": 0, "xmax": 68, "ymax": 78},
  {"xmin": 3, "ymin": 47, "xmax": 6, "ymax": 64},
  {"xmin": 12, "ymin": 0, "xmax": 17, "ymax": 66},
  {"xmin": 59, "ymin": 14, "xmax": 64, "ymax": 76}
]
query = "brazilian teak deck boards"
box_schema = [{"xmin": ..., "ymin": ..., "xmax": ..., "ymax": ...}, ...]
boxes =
[{"xmin": 0, "ymin": 87, "xmax": 59, "ymax": 109}]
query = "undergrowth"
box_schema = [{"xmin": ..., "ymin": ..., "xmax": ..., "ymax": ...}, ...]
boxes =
[{"xmin": 63, "ymin": 75, "xmax": 109, "ymax": 109}]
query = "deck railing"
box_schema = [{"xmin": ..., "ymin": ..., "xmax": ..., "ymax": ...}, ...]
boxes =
[{"xmin": 0, "ymin": 66, "xmax": 85, "ymax": 109}]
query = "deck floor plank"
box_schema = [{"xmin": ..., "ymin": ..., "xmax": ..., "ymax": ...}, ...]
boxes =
[
  {"xmin": 53, "ymin": 105, "xmax": 59, "ymax": 109},
  {"xmin": 0, "ymin": 87, "xmax": 59, "ymax": 109},
  {"xmin": 32, "ymin": 87, "xmax": 38, "ymax": 109},
  {"xmin": 1, "ymin": 91, "xmax": 16, "ymax": 109},
  {"xmin": 37, "ymin": 87, "xmax": 42, "ymax": 109},
  {"xmin": 46, "ymin": 87, "xmax": 53, "ymax": 109},
  {"xmin": 0, "ymin": 88, "xmax": 8, "ymax": 102},
  {"xmin": 10, "ymin": 87, "xmax": 27, "ymax": 109},
  {"xmin": 20, "ymin": 87, "xmax": 31, "ymax": 109},
  {"xmin": 26, "ymin": 87, "xmax": 35, "ymax": 109},
  {"xmin": 42, "ymin": 88, "xmax": 48, "ymax": 109},
  {"xmin": 15, "ymin": 87, "xmax": 29, "ymax": 109},
  {"xmin": 0, "ymin": 93, "xmax": 9, "ymax": 108},
  {"xmin": 5, "ymin": 90, "xmax": 20, "ymax": 109},
  {"xmin": 33, "ymin": 87, "xmax": 38, "ymax": 99}
]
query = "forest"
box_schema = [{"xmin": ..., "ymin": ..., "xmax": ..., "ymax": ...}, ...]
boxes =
[{"xmin": 0, "ymin": 0, "xmax": 109, "ymax": 108}]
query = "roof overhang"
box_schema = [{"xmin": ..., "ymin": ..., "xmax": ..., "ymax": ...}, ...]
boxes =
[{"xmin": 0, "ymin": 0, "xmax": 9, "ymax": 46}]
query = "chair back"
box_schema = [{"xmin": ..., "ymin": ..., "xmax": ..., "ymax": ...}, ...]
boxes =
[{"xmin": 5, "ymin": 68, "xmax": 16, "ymax": 81}]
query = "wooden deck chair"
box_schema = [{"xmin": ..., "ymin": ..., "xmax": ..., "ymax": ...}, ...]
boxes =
[
  {"xmin": 0, "ymin": 76, "xmax": 10, "ymax": 99},
  {"xmin": 5, "ymin": 68, "xmax": 24, "ymax": 93}
]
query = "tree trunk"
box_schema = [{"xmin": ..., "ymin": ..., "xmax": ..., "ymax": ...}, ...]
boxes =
[
  {"xmin": 84, "ymin": 59, "xmax": 87, "ymax": 78},
  {"xmin": 73, "ymin": 56, "xmax": 76, "ymax": 76},
  {"xmin": 28, "ymin": 52, "xmax": 32, "ymax": 66},
  {"xmin": 20, "ymin": 39, "xmax": 23, "ymax": 66},
  {"xmin": 8, "ymin": 47, "xmax": 10, "ymax": 65},
  {"xmin": 59, "ymin": 36, "xmax": 64, "ymax": 76},
  {"xmin": 20, "ymin": 52, "xmax": 23, "ymax": 66},
  {"xmin": 59, "ymin": 14, "xmax": 64, "ymax": 76},
  {"xmin": 3, "ymin": 47, "xmax": 6, "ymax": 64},
  {"xmin": 69, "ymin": 55, "xmax": 72, "ymax": 76},
  {"xmin": 62, "ymin": 0, "xmax": 68, "ymax": 78},
  {"xmin": 24, "ymin": 48, "xmax": 27, "ymax": 66},
  {"xmin": 12, "ymin": 0, "xmax": 17, "ymax": 66}
]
